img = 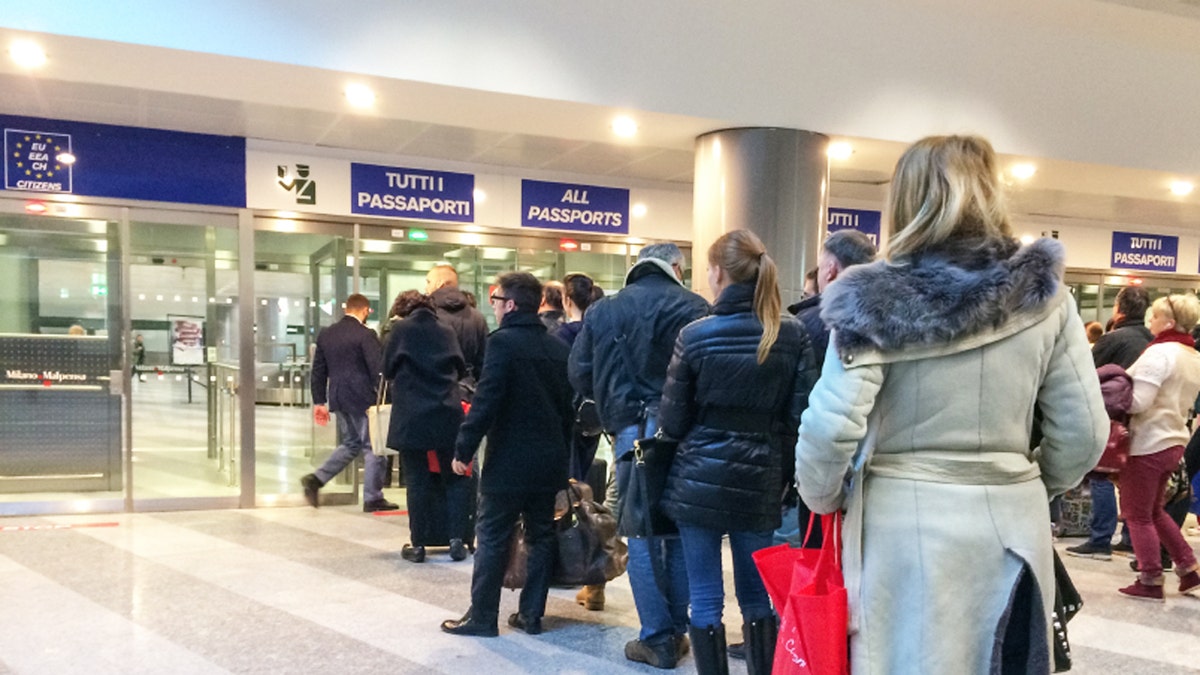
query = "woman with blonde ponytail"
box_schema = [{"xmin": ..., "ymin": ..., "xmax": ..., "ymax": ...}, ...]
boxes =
[{"xmin": 657, "ymin": 228, "xmax": 818, "ymax": 675}]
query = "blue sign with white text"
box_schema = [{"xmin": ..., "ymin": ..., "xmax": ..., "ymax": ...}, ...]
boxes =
[
  {"xmin": 1111, "ymin": 231, "xmax": 1177, "ymax": 272},
  {"xmin": 826, "ymin": 207, "xmax": 882, "ymax": 246},
  {"xmin": 0, "ymin": 114, "xmax": 244, "ymax": 207},
  {"xmin": 351, "ymin": 163, "xmax": 474, "ymax": 222},
  {"xmin": 5, "ymin": 129, "xmax": 73, "ymax": 193},
  {"xmin": 521, "ymin": 179, "xmax": 629, "ymax": 234}
]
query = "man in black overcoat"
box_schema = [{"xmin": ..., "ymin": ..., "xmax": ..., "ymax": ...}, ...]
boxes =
[{"xmin": 440, "ymin": 272, "xmax": 574, "ymax": 637}]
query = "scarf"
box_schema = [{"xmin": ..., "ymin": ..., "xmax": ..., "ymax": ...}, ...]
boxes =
[{"xmin": 1148, "ymin": 329, "xmax": 1196, "ymax": 349}]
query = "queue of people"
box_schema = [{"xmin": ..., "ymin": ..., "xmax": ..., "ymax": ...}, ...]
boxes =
[{"xmin": 301, "ymin": 133, "xmax": 1200, "ymax": 675}]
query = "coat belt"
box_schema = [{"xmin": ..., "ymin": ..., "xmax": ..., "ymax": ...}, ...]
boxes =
[{"xmin": 868, "ymin": 451, "xmax": 1043, "ymax": 485}]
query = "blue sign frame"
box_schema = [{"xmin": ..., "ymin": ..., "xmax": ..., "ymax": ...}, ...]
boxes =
[
  {"xmin": 826, "ymin": 207, "xmax": 882, "ymax": 246},
  {"xmin": 350, "ymin": 162, "xmax": 474, "ymax": 222},
  {"xmin": 1, "ymin": 114, "xmax": 245, "ymax": 207},
  {"xmin": 1111, "ymin": 231, "xmax": 1178, "ymax": 272},
  {"xmin": 521, "ymin": 179, "xmax": 629, "ymax": 234}
]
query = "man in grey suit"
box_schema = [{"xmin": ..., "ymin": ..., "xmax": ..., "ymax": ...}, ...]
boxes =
[{"xmin": 301, "ymin": 293, "xmax": 396, "ymax": 512}]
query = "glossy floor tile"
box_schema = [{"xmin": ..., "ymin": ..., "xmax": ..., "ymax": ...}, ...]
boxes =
[{"xmin": 1, "ymin": 505, "xmax": 1199, "ymax": 673}]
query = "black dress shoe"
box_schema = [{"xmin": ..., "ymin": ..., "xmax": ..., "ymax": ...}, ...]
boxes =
[
  {"xmin": 363, "ymin": 499, "xmax": 399, "ymax": 512},
  {"xmin": 449, "ymin": 538, "xmax": 468, "ymax": 561},
  {"xmin": 507, "ymin": 612, "xmax": 542, "ymax": 635},
  {"xmin": 401, "ymin": 544, "xmax": 426, "ymax": 563},
  {"xmin": 300, "ymin": 474, "xmax": 322, "ymax": 508},
  {"xmin": 441, "ymin": 614, "xmax": 498, "ymax": 637}
]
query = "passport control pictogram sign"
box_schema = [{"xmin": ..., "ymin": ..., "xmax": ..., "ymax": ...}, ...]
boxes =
[{"xmin": 5, "ymin": 129, "xmax": 73, "ymax": 193}]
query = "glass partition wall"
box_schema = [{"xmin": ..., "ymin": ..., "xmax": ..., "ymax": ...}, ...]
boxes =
[{"xmin": 0, "ymin": 198, "xmax": 682, "ymax": 515}]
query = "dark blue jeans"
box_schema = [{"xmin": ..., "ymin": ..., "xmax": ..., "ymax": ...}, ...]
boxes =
[
  {"xmin": 315, "ymin": 410, "xmax": 386, "ymax": 503},
  {"xmin": 1087, "ymin": 476, "xmax": 1118, "ymax": 548},
  {"xmin": 678, "ymin": 524, "xmax": 774, "ymax": 628},
  {"xmin": 614, "ymin": 418, "xmax": 690, "ymax": 645}
]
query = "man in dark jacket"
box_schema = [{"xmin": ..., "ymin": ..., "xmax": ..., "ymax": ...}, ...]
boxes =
[
  {"xmin": 1067, "ymin": 285, "xmax": 1152, "ymax": 560},
  {"xmin": 786, "ymin": 229, "xmax": 877, "ymax": 369},
  {"xmin": 426, "ymin": 263, "xmax": 488, "ymax": 389},
  {"xmin": 441, "ymin": 271, "xmax": 574, "ymax": 638},
  {"xmin": 569, "ymin": 243, "xmax": 710, "ymax": 668},
  {"xmin": 300, "ymin": 293, "xmax": 395, "ymax": 512}
]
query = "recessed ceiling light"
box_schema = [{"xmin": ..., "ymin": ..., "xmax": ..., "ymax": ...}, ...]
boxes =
[
  {"xmin": 611, "ymin": 116, "xmax": 638, "ymax": 138},
  {"xmin": 631, "ymin": 203, "xmax": 648, "ymax": 218},
  {"xmin": 9, "ymin": 39, "xmax": 46, "ymax": 69},
  {"xmin": 473, "ymin": 188, "xmax": 487, "ymax": 203},
  {"xmin": 1019, "ymin": 234, "xmax": 1036, "ymax": 245},
  {"xmin": 827, "ymin": 141, "xmax": 853, "ymax": 160},
  {"xmin": 56, "ymin": 152, "xmax": 75, "ymax": 165},
  {"xmin": 1170, "ymin": 180, "xmax": 1195, "ymax": 196},
  {"xmin": 344, "ymin": 83, "xmax": 376, "ymax": 108},
  {"xmin": 1009, "ymin": 163, "xmax": 1037, "ymax": 180}
]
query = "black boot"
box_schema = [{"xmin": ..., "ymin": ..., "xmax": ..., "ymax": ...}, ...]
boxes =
[
  {"xmin": 688, "ymin": 624, "xmax": 728, "ymax": 675},
  {"xmin": 744, "ymin": 614, "xmax": 777, "ymax": 675}
]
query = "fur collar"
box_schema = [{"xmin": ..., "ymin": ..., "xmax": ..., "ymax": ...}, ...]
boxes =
[{"xmin": 821, "ymin": 237, "xmax": 1065, "ymax": 357}]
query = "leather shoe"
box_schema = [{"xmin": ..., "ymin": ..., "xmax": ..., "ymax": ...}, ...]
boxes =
[
  {"xmin": 441, "ymin": 613, "xmax": 498, "ymax": 637},
  {"xmin": 401, "ymin": 544, "xmax": 426, "ymax": 563},
  {"xmin": 449, "ymin": 538, "xmax": 468, "ymax": 561},
  {"xmin": 508, "ymin": 612, "xmax": 543, "ymax": 635},
  {"xmin": 300, "ymin": 474, "xmax": 321, "ymax": 508},
  {"xmin": 363, "ymin": 499, "xmax": 399, "ymax": 512}
]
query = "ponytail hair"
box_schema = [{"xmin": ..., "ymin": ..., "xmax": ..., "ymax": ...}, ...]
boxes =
[{"xmin": 707, "ymin": 229, "xmax": 781, "ymax": 364}]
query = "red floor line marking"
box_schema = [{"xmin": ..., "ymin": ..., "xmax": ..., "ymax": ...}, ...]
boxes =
[
  {"xmin": 371, "ymin": 510, "xmax": 409, "ymax": 517},
  {"xmin": 0, "ymin": 522, "xmax": 120, "ymax": 532}
]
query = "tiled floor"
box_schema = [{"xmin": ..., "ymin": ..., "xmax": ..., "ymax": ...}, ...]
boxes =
[{"xmin": 2, "ymin": 504, "xmax": 1199, "ymax": 674}]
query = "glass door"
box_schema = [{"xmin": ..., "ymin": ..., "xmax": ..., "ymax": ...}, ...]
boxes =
[
  {"xmin": 0, "ymin": 207, "xmax": 124, "ymax": 512},
  {"xmin": 127, "ymin": 216, "xmax": 240, "ymax": 504}
]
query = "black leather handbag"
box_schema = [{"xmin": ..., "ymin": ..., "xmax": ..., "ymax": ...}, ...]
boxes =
[{"xmin": 616, "ymin": 433, "xmax": 678, "ymax": 538}]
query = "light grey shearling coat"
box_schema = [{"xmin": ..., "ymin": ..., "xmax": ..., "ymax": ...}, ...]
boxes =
[{"xmin": 796, "ymin": 238, "xmax": 1107, "ymax": 675}]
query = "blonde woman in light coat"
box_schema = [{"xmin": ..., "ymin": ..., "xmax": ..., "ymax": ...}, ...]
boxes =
[{"xmin": 796, "ymin": 135, "xmax": 1108, "ymax": 675}]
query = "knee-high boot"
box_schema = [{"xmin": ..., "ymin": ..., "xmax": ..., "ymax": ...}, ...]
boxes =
[
  {"xmin": 744, "ymin": 614, "xmax": 778, "ymax": 675},
  {"xmin": 688, "ymin": 623, "xmax": 728, "ymax": 675}
]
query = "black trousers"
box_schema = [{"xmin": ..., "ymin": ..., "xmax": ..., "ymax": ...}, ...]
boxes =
[
  {"xmin": 468, "ymin": 490, "xmax": 557, "ymax": 624},
  {"xmin": 400, "ymin": 450, "xmax": 471, "ymax": 546}
]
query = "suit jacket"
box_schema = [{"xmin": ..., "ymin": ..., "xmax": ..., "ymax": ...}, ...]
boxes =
[{"xmin": 311, "ymin": 315, "xmax": 382, "ymax": 414}]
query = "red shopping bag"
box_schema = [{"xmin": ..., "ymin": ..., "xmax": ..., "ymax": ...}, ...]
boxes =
[{"xmin": 755, "ymin": 513, "xmax": 849, "ymax": 675}]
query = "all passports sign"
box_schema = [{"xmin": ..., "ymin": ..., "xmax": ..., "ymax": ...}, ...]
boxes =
[
  {"xmin": 521, "ymin": 179, "xmax": 629, "ymax": 235},
  {"xmin": 1111, "ymin": 232, "xmax": 1178, "ymax": 272},
  {"xmin": 351, "ymin": 163, "xmax": 474, "ymax": 222}
]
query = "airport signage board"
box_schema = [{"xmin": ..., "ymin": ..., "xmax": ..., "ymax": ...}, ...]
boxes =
[
  {"xmin": 350, "ymin": 162, "xmax": 475, "ymax": 222},
  {"xmin": 1, "ymin": 114, "xmax": 245, "ymax": 207},
  {"xmin": 1111, "ymin": 231, "xmax": 1177, "ymax": 272},
  {"xmin": 826, "ymin": 207, "xmax": 882, "ymax": 246},
  {"xmin": 521, "ymin": 179, "xmax": 629, "ymax": 235}
]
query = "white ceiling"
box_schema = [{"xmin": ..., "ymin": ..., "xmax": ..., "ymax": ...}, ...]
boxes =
[{"xmin": 1, "ymin": 2, "xmax": 1200, "ymax": 231}]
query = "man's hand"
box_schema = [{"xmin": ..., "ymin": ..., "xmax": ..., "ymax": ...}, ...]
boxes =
[
  {"xmin": 451, "ymin": 458, "xmax": 470, "ymax": 476},
  {"xmin": 313, "ymin": 404, "xmax": 330, "ymax": 427}
]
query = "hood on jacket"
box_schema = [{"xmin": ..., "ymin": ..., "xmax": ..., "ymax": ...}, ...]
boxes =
[
  {"xmin": 430, "ymin": 285, "xmax": 470, "ymax": 312},
  {"xmin": 625, "ymin": 257, "xmax": 684, "ymax": 287},
  {"xmin": 1096, "ymin": 363, "xmax": 1133, "ymax": 420},
  {"xmin": 821, "ymin": 237, "xmax": 1065, "ymax": 357}
]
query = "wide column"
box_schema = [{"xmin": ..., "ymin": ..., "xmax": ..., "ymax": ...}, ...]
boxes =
[{"xmin": 692, "ymin": 128, "xmax": 828, "ymax": 304}]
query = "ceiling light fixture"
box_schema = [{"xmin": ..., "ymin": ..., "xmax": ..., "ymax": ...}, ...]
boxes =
[
  {"xmin": 631, "ymin": 203, "xmax": 648, "ymax": 218},
  {"xmin": 1170, "ymin": 180, "xmax": 1195, "ymax": 196},
  {"xmin": 611, "ymin": 116, "xmax": 638, "ymax": 138},
  {"xmin": 1009, "ymin": 163, "xmax": 1037, "ymax": 180},
  {"xmin": 344, "ymin": 83, "xmax": 376, "ymax": 108},
  {"xmin": 9, "ymin": 39, "xmax": 46, "ymax": 68},
  {"xmin": 473, "ymin": 188, "xmax": 487, "ymax": 203},
  {"xmin": 827, "ymin": 141, "xmax": 853, "ymax": 161},
  {"xmin": 55, "ymin": 152, "xmax": 76, "ymax": 165}
]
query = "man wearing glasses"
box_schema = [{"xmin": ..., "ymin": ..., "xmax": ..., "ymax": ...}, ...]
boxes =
[{"xmin": 441, "ymin": 271, "xmax": 574, "ymax": 638}]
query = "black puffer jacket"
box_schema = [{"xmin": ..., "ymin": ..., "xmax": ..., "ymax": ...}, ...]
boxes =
[
  {"xmin": 568, "ymin": 260, "xmax": 710, "ymax": 435},
  {"xmin": 1092, "ymin": 317, "xmax": 1151, "ymax": 369},
  {"xmin": 658, "ymin": 282, "xmax": 819, "ymax": 532}
]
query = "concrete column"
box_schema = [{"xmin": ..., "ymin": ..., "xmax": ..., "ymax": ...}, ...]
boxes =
[{"xmin": 692, "ymin": 128, "xmax": 828, "ymax": 304}]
